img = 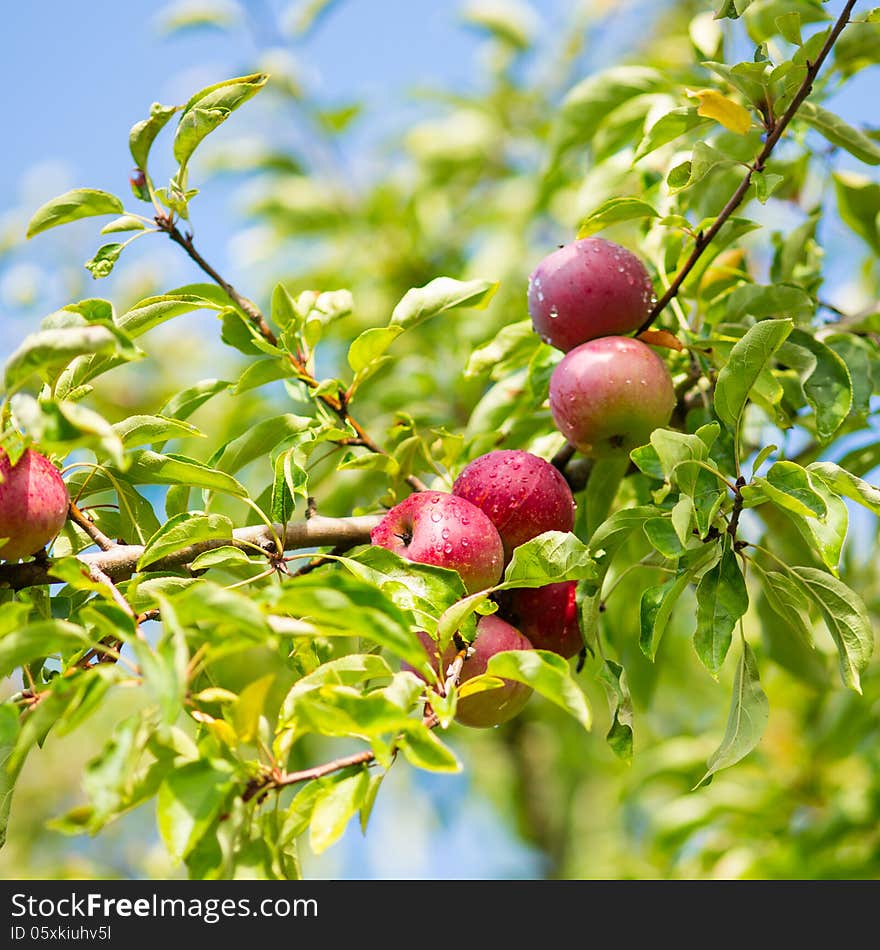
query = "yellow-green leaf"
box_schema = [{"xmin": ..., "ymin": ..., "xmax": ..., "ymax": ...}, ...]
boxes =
[{"xmin": 688, "ymin": 88, "xmax": 752, "ymax": 134}]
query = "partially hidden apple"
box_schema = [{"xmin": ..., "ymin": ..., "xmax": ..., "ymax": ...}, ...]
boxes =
[
  {"xmin": 406, "ymin": 615, "xmax": 533, "ymax": 728},
  {"xmin": 370, "ymin": 491, "xmax": 504, "ymax": 593},
  {"xmin": 451, "ymin": 449, "xmax": 575, "ymax": 562},
  {"xmin": 0, "ymin": 447, "xmax": 69, "ymax": 561},
  {"xmin": 549, "ymin": 336, "xmax": 675, "ymax": 457},
  {"xmin": 496, "ymin": 581, "xmax": 582, "ymax": 659},
  {"xmin": 528, "ymin": 237, "xmax": 655, "ymax": 352}
]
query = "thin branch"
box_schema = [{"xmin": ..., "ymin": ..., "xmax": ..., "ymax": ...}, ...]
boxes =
[
  {"xmin": 638, "ymin": 0, "xmax": 859, "ymax": 334},
  {"xmin": 89, "ymin": 565, "xmax": 135, "ymax": 618},
  {"xmin": 156, "ymin": 217, "xmax": 428, "ymax": 493},
  {"xmin": 244, "ymin": 638, "xmax": 470, "ymax": 802},
  {"xmin": 68, "ymin": 500, "xmax": 116, "ymax": 552},
  {"xmin": 0, "ymin": 514, "xmax": 382, "ymax": 591}
]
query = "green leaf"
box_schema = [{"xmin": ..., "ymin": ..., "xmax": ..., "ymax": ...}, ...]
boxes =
[
  {"xmin": 799, "ymin": 102, "xmax": 880, "ymax": 166},
  {"xmin": 398, "ymin": 724, "xmax": 461, "ymax": 772},
  {"xmin": 634, "ymin": 107, "xmax": 711, "ymax": 161},
  {"xmin": 138, "ymin": 512, "xmax": 234, "ymax": 570},
  {"xmin": 787, "ymin": 329, "xmax": 852, "ymax": 441},
  {"xmin": 576, "ymin": 197, "xmax": 658, "ymax": 238},
  {"xmin": 714, "ymin": 318, "xmax": 793, "ymax": 430},
  {"xmin": 189, "ymin": 545, "xmax": 253, "ymax": 572},
  {"xmin": 160, "ymin": 378, "xmax": 231, "ymax": 422},
  {"xmin": 485, "ymin": 650, "xmax": 592, "ymax": 730},
  {"xmin": 498, "ymin": 531, "xmax": 597, "ymax": 589},
  {"xmin": 84, "ymin": 243, "xmax": 125, "ymax": 279},
  {"xmin": 157, "ymin": 760, "xmax": 235, "ymax": 861},
  {"xmin": 210, "ymin": 414, "xmax": 312, "ymax": 477},
  {"xmin": 174, "ymin": 73, "xmax": 269, "ymax": 171},
  {"xmin": 464, "ymin": 320, "xmax": 540, "ymax": 380},
  {"xmin": 281, "ymin": 654, "xmax": 395, "ymax": 721},
  {"xmin": 0, "ymin": 704, "xmax": 23, "ymax": 848},
  {"xmin": 390, "ymin": 277, "xmax": 498, "ymax": 330},
  {"xmin": 792, "ymin": 478, "xmax": 848, "ymax": 574},
  {"xmin": 725, "ymin": 283, "xmax": 815, "ymax": 322},
  {"xmin": 287, "ymin": 685, "xmax": 415, "ymax": 738},
  {"xmin": 100, "ymin": 215, "xmax": 147, "ymax": 234},
  {"xmin": 694, "ymin": 542, "xmax": 749, "ymax": 674},
  {"xmin": 0, "ymin": 620, "xmax": 91, "ymax": 680},
  {"xmin": 756, "ymin": 566, "xmax": 814, "ymax": 647},
  {"xmin": 130, "ymin": 103, "xmax": 181, "ymax": 171},
  {"xmin": 550, "ymin": 66, "xmax": 664, "ymax": 160},
  {"xmin": 640, "ymin": 571, "xmax": 693, "ymax": 659},
  {"xmin": 824, "ymin": 333, "xmax": 872, "ymax": 416},
  {"xmin": 832, "ymin": 171, "xmax": 880, "ymax": 254},
  {"xmin": 119, "ymin": 291, "xmax": 230, "ymax": 338},
  {"xmin": 274, "ymin": 573, "xmax": 429, "ymax": 669},
  {"xmin": 596, "ymin": 660, "xmax": 634, "ymax": 762},
  {"xmin": 697, "ymin": 637, "xmax": 768, "ymax": 787},
  {"xmin": 4, "ymin": 325, "xmax": 135, "ymax": 392},
  {"xmin": 113, "ymin": 414, "xmax": 203, "ymax": 447},
  {"xmin": 807, "ymin": 461, "xmax": 880, "ymax": 516},
  {"xmin": 791, "ymin": 567, "xmax": 873, "ymax": 692},
  {"xmin": 745, "ymin": 460, "xmax": 827, "ymax": 518},
  {"xmin": 231, "ymin": 674, "xmax": 275, "ymax": 743},
  {"xmin": 588, "ymin": 506, "xmax": 657, "ymax": 575},
  {"xmin": 667, "ymin": 141, "xmax": 739, "ymax": 193},
  {"xmin": 583, "ymin": 457, "xmax": 629, "ymax": 538},
  {"xmin": 68, "ymin": 450, "xmax": 247, "ymax": 499},
  {"xmin": 26, "ymin": 189, "xmax": 124, "ymax": 239},
  {"xmin": 309, "ymin": 769, "xmax": 369, "ymax": 855},
  {"xmin": 643, "ymin": 518, "xmax": 686, "ymax": 558},
  {"xmin": 342, "ymin": 547, "xmax": 467, "ymax": 635},
  {"xmin": 434, "ymin": 591, "xmax": 494, "ymax": 651},
  {"xmin": 11, "ymin": 395, "xmax": 126, "ymax": 467},
  {"xmin": 347, "ymin": 325, "xmax": 404, "ymax": 373}
]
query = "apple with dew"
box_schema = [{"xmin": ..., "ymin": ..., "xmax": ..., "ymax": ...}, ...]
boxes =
[
  {"xmin": 452, "ymin": 449, "xmax": 575, "ymax": 562},
  {"xmin": 528, "ymin": 237, "xmax": 655, "ymax": 352},
  {"xmin": 0, "ymin": 448, "xmax": 69, "ymax": 561},
  {"xmin": 406, "ymin": 615, "xmax": 533, "ymax": 728},
  {"xmin": 496, "ymin": 581, "xmax": 582, "ymax": 660},
  {"xmin": 370, "ymin": 491, "xmax": 504, "ymax": 593},
  {"xmin": 549, "ymin": 336, "xmax": 675, "ymax": 457}
]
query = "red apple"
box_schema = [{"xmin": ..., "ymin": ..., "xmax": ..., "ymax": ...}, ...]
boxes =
[
  {"xmin": 496, "ymin": 581, "xmax": 582, "ymax": 659},
  {"xmin": 406, "ymin": 616, "xmax": 533, "ymax": 728},
  {"xmin": 370, "ymin": 491, "xmax": 504, "ymax": 593},
  {"xmin": 452, "ymin": 449, "xmax": 575, "ymax": 562},
  {"xmin": 549, "ymin": 336, "xmax": 675, "ymax": 457},
  {"xmin": 0, "ymin": 448, "xmax": 69, "ymax": 561},
  {"xmin": 528, "ymin": 237, "xmax": 655, "ymax": 352}
]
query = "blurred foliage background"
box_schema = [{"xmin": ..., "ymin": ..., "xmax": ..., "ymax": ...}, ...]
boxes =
[{"xmin": 1, "ymin": 0, "xmax": 879, "ymax": 879}]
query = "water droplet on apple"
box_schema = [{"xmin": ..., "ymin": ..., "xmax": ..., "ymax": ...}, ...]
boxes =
[
  {"xmin": 548, "ymin": 306, "xmax": 558, "ymax": 319},
  {"xmin": 461, "ymin": 538, "xmax": 469, "ymax": 547},
  {"xmin": 444, "ymin": 543, "xmax": 453, "ymax": 554},
  {"xmin": 431, "ymin": 511, "xmax": 442, "ymax": 522},
  {"xmin": 441, "ymin": 528, "xmax": 450, "ymax": 539}
]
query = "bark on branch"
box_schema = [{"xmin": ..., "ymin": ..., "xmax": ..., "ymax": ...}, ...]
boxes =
[{"xmin": 0, "ymin": 514, "xmax": 381, "ymax": 591}]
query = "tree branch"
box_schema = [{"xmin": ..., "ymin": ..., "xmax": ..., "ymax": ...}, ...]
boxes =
[
  {"xmin": 157, "ymin": 217, "xmax": 428, "ymax": 493},
  {"xmin": 0, "ymin": 514, "xmax": 381, "ymax": 591},
  {"xmin": 638, "ymin": 0, "xmax": 858, "ymax": 334},
  {"xmin": 68, "ymin": 500, "xmax": 116, "ymax": 552},
  {"xmin": 243, "ymin": 638, "xmax": 469, "ymax": 802}
]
